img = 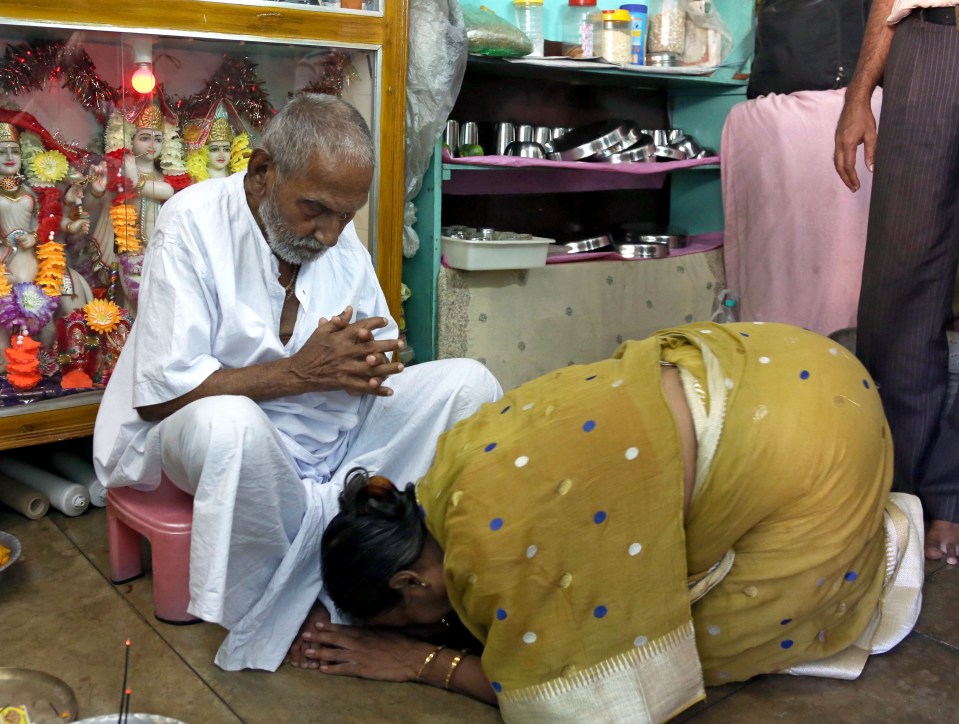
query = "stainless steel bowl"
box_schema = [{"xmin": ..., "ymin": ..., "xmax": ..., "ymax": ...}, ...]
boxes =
[
  {"xmin": 668, "ymin": 134, "xmax": 707, "ymax": 159},
  {"xmin": 505, "ymin": 141, "xmax": 547, "ymax": 158},
  {"xmin": 654, "ymin": 145, "xmax": 687, "ymax": 161}
]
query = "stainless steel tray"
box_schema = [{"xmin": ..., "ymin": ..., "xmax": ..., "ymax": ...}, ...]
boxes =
[{"xmin": 0, "ymin": 668, "xmax": 79, "ymax": 722}]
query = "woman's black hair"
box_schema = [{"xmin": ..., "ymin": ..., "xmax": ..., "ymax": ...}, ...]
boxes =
[{"xmin": 321, "ymin": 467, "xmax": 427, "ymax": 620}]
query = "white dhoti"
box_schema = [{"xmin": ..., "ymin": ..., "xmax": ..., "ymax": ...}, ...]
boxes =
[{"xmin": 145, "ymin": 359, "xmax": 501, "ymax": 670}]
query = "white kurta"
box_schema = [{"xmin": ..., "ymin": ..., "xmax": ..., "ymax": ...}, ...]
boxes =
[{"xmin": 93, "ymin": 172, "xmax": 503, "ymax": 670}]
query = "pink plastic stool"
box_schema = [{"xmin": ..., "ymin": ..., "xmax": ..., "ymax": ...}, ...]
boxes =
[{"xmin": 106, "ymin": 472, "xmax": 199, "ymax": 624}]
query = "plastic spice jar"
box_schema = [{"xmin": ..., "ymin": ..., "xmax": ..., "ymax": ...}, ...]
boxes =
[{"xmin": 592, "ymin": 9, "xmax": 632, "ymax": 66}]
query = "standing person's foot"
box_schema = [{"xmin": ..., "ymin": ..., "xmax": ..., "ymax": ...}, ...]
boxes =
[{"xmin": 925, "ymin": 519, "xmax": 959, "ymax": 565}]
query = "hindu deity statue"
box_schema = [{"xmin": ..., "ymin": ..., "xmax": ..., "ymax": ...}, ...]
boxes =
[
  {"xmin": 87, "ymin": 98, "xmax": 190, "ymax": 312},
  {"xmin": 0, "ymin": 123, "xmax": 39, "ymax": 289},
  {"xmin": 183, "ymin": 99, "xmax": 251, "ymax": 184},
  {"xmin": 0, "ymin": 111, "xmax": 94, "ymax": 379}
]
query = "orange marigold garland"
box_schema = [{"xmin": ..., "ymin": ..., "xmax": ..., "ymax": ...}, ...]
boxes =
[
  {"xmin": 0, "ymin": 264, "xmax": 11, "ymax": 297},
  {"xmin": 34, "ymin": 239, "xmax": 66, "ymax": 297},
  {"xmin": 4, "ymin": 331, "xmax": 42, "ymax": 390},
  {"xmin": 110, "ymin": 204, "xmax": 142, "ymax": 253}
]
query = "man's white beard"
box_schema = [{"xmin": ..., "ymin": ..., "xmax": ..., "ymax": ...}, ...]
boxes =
[{"xmin": 259, "ymin": 186, "xmax": 328, "ymax": 265}]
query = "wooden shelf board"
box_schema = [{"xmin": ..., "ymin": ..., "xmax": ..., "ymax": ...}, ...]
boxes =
[{"xmin": 0, "ymin": 394, "xmax": 102, "ymax": 450}]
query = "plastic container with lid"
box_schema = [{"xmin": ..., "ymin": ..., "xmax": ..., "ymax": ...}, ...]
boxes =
[
  {"xmin": 619, "ymin": 4, "xmax": 648, "ymax": 66},
  {"xmin": 561, "ymin": 0, "xmax": 597, "ymax": 57},
  {"xmin": 592, "ymin": 9, "xmax": 632, "ymax": 66},
  {"xmin": 513, "ymin": 0, "xmax": 545, "ymax": 57},
  {"xmin": 646, "ymin": 0, "xmax": 686, "ymax": 59}
]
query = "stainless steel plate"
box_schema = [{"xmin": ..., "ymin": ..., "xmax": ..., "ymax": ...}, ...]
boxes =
[
  {"xmin": 0, "ymin": 531, "xmax": 21, "ymax": 575},
  {"xmin": 544, "ymin": 120, "xmax": 634, "ymax": 161},
  {"xmin": 639, "ymin": 234, "xmax": 688, "ymax": 249},
  {"xmin": 615, "ymin": 242, "xmax": 669, "ymax": 259},
  {"xmin": 548, "ymin": 235, "xmax": 612, "ymax": 254},
  {"xmin": 616, "ymin": 223, "xmax": 689, "ymax": 249},
  {"xmin": 0, "ymin": 668, "xmax": 79, "ymax": 722},
  {"xmin": 594, "ymin": 143, "xmax": 657, "ymax": 164}
]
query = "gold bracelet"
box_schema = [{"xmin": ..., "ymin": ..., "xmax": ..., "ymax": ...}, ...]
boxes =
[
  {"xmin": 415, "ymin": 645, "xmax": 444, "ymax": 682},
  {"xmin": 444, "ymin": 653, "xmax": 464, "ymax": 690}
]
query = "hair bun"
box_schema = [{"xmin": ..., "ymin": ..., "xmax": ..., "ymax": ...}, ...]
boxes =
[
  {"xmin": 340, "ymin": 467, "xmax": 417, "ymax": 523},
  {"xmin": 365, "ymin": 475, "xmax": 396, "ymax": 501}
]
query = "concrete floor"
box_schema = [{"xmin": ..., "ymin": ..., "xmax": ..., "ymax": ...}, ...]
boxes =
[{"xmin": 1, "ymin": 496, "xmax": 958, "ymax": 722}]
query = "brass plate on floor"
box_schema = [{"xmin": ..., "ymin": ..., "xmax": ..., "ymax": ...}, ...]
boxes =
[{"xmin": 0, "ymin": 668, "xmax": 78, "ymax": 722}]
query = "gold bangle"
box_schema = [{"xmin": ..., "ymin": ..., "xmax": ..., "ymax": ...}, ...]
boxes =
[
  {"xmin": 415, "ymin": 645, "xmax": 444, "ymax": 682},
  {"xmin": 444, "ymin": 653, "xmax": 464, "ymax": 690}
]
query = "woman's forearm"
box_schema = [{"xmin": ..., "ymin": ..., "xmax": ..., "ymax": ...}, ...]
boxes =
[{"xmin": 415, "ymin": 648, "xmax": 497, "ymax": 705}]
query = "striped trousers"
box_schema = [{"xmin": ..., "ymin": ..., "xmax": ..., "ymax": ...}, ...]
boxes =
[{"xmin": 857, "ymin": 12, "xmax": 959, "ymax": 523}]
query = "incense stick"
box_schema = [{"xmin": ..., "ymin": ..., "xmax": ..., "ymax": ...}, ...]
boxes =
[{"xmin": 118, "ymin": 639, "xmax": 131, "ymax": 724}]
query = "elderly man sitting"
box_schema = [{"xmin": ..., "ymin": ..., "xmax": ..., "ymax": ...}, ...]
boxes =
[{"xmin": 93, "ymin": 94, "xmax": 502, "ymax": 671}]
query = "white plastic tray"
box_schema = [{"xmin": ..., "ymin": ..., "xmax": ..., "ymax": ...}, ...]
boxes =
[{"xmin": 441, "ymin": 235, "xmax": 553, "ymax": 271}]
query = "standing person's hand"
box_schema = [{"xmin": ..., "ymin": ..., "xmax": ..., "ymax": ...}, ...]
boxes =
[
  {"xmin": 291, "ymin": 305, "xmax": 404, "ymax": 396},
  {"xmin": 834, "ymin": 95, "xmax": 878, "ymax": 192}
]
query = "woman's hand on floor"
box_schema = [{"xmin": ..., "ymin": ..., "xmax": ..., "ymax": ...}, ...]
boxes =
[
  {"xmin": 300, "ymin": 621, "xmax": 433, "ymax": 682},
  {"xmin": 285, "ymin": 602, "xmax": 333, "ymax": 669}
]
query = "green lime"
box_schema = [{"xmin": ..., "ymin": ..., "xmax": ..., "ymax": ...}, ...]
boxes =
[{"xmin": 459, "ymin": 144, "xmax": 485, "ymax": 157}]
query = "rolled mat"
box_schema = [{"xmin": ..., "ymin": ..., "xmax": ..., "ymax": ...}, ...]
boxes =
[
  {"xmin": 50, "ymin": 450, "xmax": 107, "ymax": 507},
  {"xmin": 0, "ymin": 457, "xmax": 89, "ymax": 516},
  {"xmin": 0, "ymin": 472, "xmax": 51, "ymax": 519}
]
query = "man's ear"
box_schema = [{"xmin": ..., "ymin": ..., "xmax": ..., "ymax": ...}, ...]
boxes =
[{"xmin": 245, "ymin": 148, "xmax": 274, "ymax": 199}]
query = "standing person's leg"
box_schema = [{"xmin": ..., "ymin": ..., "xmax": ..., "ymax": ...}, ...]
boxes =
[
  {"xmin": 157, "ymin": 395, "xmax": 308, "ymax": 627},
  {"xmin": 856, "ymin": 16, "xmax": 959, "ymax": 561}
]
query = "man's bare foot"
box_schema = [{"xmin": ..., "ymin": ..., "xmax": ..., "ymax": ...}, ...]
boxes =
[
  {"xmin": 925, "ymin": 519, "xmax": 959, "ymax": 565},
  {"xmin": 285, "ymin": 601, "xmax": 331, "ymax": 669}
]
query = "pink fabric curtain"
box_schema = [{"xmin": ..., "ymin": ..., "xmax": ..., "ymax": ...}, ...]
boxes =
[{"xmin": 721, "ymin": 89, "xmax": 882, "ymax": 336}]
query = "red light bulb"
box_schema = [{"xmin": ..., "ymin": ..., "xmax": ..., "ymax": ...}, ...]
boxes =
[{"xmin": 131, "ymin": 64, "xmax": 156, "ymax": 94}]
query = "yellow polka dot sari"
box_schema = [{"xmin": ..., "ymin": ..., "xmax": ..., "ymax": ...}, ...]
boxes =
[{"xmin": 418, "ymin": 323, "xmax": 918, "ymax": 723}]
